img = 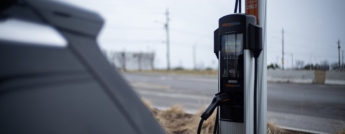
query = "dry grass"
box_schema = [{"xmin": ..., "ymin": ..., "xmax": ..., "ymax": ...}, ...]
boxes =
[
  {"xmin": 143, "ymin": 99, "xmax": 216, "ymax": 134},
  {"xmin": 267, "ymin": 120, "xmax": 285, "ymax": 134},
  {"xmin": 155, "ymin": 105, "xmax": 218, "ymax": 134},
  {"xmin": 157, "ymin": 105, "xmax": 193, "ymax": 134},
  {"xmin": 336, "ymin": 128, "xmax": 345, "ymax": 134},
  {"xmin": 335, "ymin": 122, "xmax": 345, "ymax": 134},
  {"xmin": 142, "ymin": 99, "xmax": 311, "ymax": 134}
]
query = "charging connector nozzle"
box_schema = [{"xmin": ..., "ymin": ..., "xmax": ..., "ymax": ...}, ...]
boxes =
[
  {"xmin": 201, "ymin": 93, "xmax": 230, "ymax": 120},
  {"xmin": 198, "ymin": 93, "xmax": 230, "ymax": 134}
]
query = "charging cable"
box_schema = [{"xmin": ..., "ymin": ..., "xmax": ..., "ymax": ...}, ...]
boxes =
[
  {"xmin": 197, "ymin": 93, "xmax": 230, "ymax": 134},
  {"xmin": 253, "ymin": 48, "xmax": 261, "ymax": 134},
  {"xmin": 234, "ymin": 0, "xmax": 241, "ymax": 13}
]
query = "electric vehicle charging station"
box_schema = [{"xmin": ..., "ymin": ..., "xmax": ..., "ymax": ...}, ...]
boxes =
[
  {"xmin": 197, "ymin": 14, "xmax": 262, "ymax": 134},
  {"xmin": 194, "ymin": 0, "xmax": 266, "ymax": 133},
  {"xmin": 214, "ymin": 14, "xmax": 262, "ymax": 134},
  {"xmin": 197, "ymin": 1, "xmax": 266, "ymax": 133},
  {"xmin": 214, "ymin": 14, "xmax": 256, "ymax": 133}
]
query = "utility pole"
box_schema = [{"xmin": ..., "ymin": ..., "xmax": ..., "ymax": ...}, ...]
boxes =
[
  {"xmin": 341, "ymin": 50, "xmax": 344, "ymax": 70},
  {"xmin": 282, "ymin": 28, "xmax": 284, "ymax": 70},
  {"xmin": 338, "ymin": 39, "xmax": 341, "ymax": 69},
  {"xmin": 165, "ymin": 9, "xmax": 170, "ymax": 70},
  {"xmin": 290, "ymin": 54, "xmax": 293, "ymax": 69},
  {"xmin": 193, "ymin": 45, "xmax": 196, "ymax": 70}
]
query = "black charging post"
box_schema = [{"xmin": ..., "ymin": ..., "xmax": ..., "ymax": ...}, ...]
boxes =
[{"xmin": 198, "ymin": 14, "xmax": 262, "ymax": 134}]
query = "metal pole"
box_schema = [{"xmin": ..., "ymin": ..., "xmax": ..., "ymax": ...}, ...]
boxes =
[
  {"xmin": 245, "ymin": 0, "xmax": 267, "ymax": 133},
  {"xmin": 338, "ymin": 39, "xmax": 341, "ymax": 69},
  {"xmin": 282, "ymin": 28, "xmax": 284, "ymax": 70},
  {"xmin": 341, "ymin": 50, "xmax": 344, "ymax": 70},
  {"xmin": 291, "ymin": 54, "xmax": 293, "ymax": 69},
  {"xmin": 193, "ymin": 45, "xmax": 196, "ymax": 70},
  {"xmin": 256, "ymin": 0, "xmax": 267, "ymax": 133},
  {"xmin": 309, "ymin": 53, "xmax": 313, "ymax": 70},
  {"xmin": 166, "ymin": 9, "xmax": 170, "ymax": 70}
]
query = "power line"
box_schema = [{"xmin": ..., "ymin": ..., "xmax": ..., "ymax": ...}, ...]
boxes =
[
  {"xmin": 269, "ymin": 30, "xmax": 343, "ymax": 51},
  {"xmin": 170, "ymin": 29, "xmax": 212, "ymax": 38},
  {"xmin": 268, "ymin": 38, "xmax": 336, "ymax": 51},
  {"xmin": 270, "ymin": 51, "xmax": 338, "ymax": 58},
  {"xmin": 282, "ymin": 43, "xmax": 336, "ymax": 51},
  {"xmin": 287, "ymin": 30, "xmax": 343, "ymax": 46}
]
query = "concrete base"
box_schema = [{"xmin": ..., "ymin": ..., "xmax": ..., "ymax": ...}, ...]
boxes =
[
  {"xmin": 267, "ymin": 78, "xmax": 313, "ymax": 84},
  {"xmin": 325, "ymin": 80, "xmax": 345, "ymax": 85},
  {"xmin": 268, "ymin": 69, "xmax": 345, "ymax": 85}
]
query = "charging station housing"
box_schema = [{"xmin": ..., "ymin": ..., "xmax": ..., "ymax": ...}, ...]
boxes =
[{"xmin": 214, "ymin": 14, "xmax": 258, "ymax": 134}]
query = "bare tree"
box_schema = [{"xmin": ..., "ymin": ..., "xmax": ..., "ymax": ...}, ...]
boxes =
[
  {"xmin": 133, "ymin": 52, "xmax": 143, "ymax": 71},
  {"xmin": 319, "ymin": 60, "xmax": 329, "ymax": 70},
  {"xmin": 196, "ymin": 62, "xmax": 205, "ymax": 70},
  {"xmin": 146, "ymin": 52, "xmax": 155, "ymax": 70},
  {"xmin": 111, "ymin": 51, "xmax": 156, "ymax": 71},
  {"xmin": 147, "ymin": 52, "xmax": 155, "ymax": 70},
  {"xmin": 295, "ymin": 60, "xmax": 304, "ymax": 69},
  {"xmin": 117, "ymin": 52, "xmax": 126, "ymax": 71},
  {"xmin": 267, "ymin": 63, "xmax": 280, "ymax": 69},
  {"xmin": 304, "ymin": 64, "xmax": 315, "ymax": 70},
  {"xmin": 330, "ymin": 62, "xmax": 340, "ymax": 70}
]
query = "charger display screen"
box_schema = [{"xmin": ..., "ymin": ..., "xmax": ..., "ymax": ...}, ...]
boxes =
[{"xmin": 221, "ymin": 34, "xmax": 243, "ymax": 78}]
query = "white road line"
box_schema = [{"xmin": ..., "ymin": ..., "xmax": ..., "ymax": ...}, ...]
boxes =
[
  {"xmin": 178, "ymin": 77, "xmax": 217, "ymax": 83},
  {"xmin": 131, "ymin": 82, "xmax": 170, "ymax": 89},
  {"xmin": 137, "ymin": 90, "xmax": 211, "ymax": 101}
]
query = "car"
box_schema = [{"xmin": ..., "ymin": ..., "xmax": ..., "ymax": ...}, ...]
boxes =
[{"xmin": 0, "ymin": 0, "xmax": 164, "ymax": 133}]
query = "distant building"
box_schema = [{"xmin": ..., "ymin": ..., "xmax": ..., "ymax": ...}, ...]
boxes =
[{"xmin": 103, "ymin": 51, "xmax": 155, "ymax": 71}]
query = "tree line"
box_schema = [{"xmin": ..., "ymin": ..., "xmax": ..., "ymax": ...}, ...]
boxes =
[{"xmin": 267, "ymin": 60, "xmax": 345, "ymax": 71}]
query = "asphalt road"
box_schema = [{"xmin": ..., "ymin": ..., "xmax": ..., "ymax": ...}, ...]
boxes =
[{"xmin": 121, "ymin": 72, "xmax": 345, "ymax": 133}]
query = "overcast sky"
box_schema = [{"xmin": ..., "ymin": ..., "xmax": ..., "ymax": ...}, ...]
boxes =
[{"xmin": 62, "ymin": 0, "xmax": 345, "ymax": 69}]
